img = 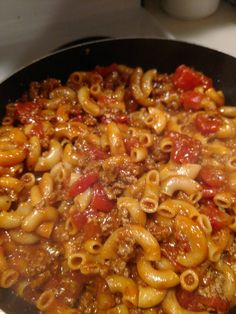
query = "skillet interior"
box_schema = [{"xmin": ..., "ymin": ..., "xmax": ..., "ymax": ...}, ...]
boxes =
[
  {"xmin": 0, "ymin": 37, "xmax": 236, "ymax": 314},
  {"xmin": 0, "ymin": 38, "xmax": 236, "ymax": 111}
]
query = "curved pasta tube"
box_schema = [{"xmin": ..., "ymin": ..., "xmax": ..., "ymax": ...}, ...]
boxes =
[
  {"xmin": 9, "ymin": 229, "xmax": 40, "ymax": 244},
  {"xmin": 205, "ymin": 88, "xmax": 224, "ymax": 106},
  {"xmin": 175, "ymin": 215, "xmax": 208, "ymax": 267},
  {"xmin": 0, "ymin": 176, "xmax": 23, "ymax": 193},
  {"xmin": 35, "ymin": 139, "xmax": 62, "ymax": 171},
  {"xmin": 21, "ymin": 206, "xmax": 58, "ymax": 232},
  {"xmin": 56, "ymin": 104, "xmax": 71, "ymax": 123},
  {"xmin": 77, "ymin": 86, "xmax": 101, "ymax": 117},
  {"xmin": 160, "ymin": 175, "xmax": 201, "ymax": 197},
  {"xmin": 130, "ymin": 146, "xmax": 148, "ymax": 162},
  {"xmin": 100, "ymin": 225, "xmax": 160, "ymax": 261},
  {"xmin": 0, "ymin": 212, "xmax": 22, "ymax": 229},
  {"xmin": 216, "ymin": 117, "xmax": 236, "ymax": 138},
  {"xmin": 0, "ymin": 148, "xmax": 26, "ymax": 167},
  {"xmin": 105, "ymin": 304, "xmax": 129, "ymax": 314},
  {"xmin": 219, "ymin": 105, "xmax": 236, "ymax": 117},
  {"xmin": 36, "ymin": 290, "xmax": 55, "ymax": 312},
  {"xmin": 50, "ymin": 86, "xmax": 77, "ymax": 101},
  {"xmin": 0, "ymin": 127, "xmax": 27, "ymax": 166},
  {"xmin": 0, "ymin": 268, "xmax": 19, "ymax": 288},
  {"xmin": 157, "ymin": 199, "xmax": 200, "ymax": 219},
  {"xmin": 137, "ymin": 259, "xmax": 179, "ymax": 289},
  {"xmin": 107, "ymin": 122, "xmax": 126, "ymax": 156},
  {"xmin": 207, "ymin": 236, "xmax": 221, "ymax": 262},
  {"xmin": 162, "ymin": 290, "xmax": 209, "ymax": 314},
  {"xmin": 179, "ymin": 269, "xmax": 199, "ymax": 292},
  {"xmin": 83, "ymin": 239, "xmax": 102, "ymax": 255},
  {"xmin": 27, "ymin": 136, "xmax": 41, "ymax": 169},
  {"xmin": 130, "ymin": 67, "xmax": 156, "ymax": 107},
  {"xmin": 117, "ymin": 196, "xmax": 146, "ymax": 225},
  {"xmin": 145, "ymin": 107, "xmax": 168, "ymax": 134},
  {"xmin": 55, "ymin": 121, "xmax": 89, "ymax": 140},
  {"xmin": 36, "ymin": 222, "xmax": 55, "ymax": 239},
  {"xmin": 141, "ymin": 69, "xmax": 157, "ymax": 97},
  {"xmin": 67, "ymin": 251, "xmax": 98, "ymax": 271},
  {"xmin": 196, "ymin": 214, "xmax": 212, "ymax": 235},
  {"xmin": 129, "ymin": 224, "xmax": 160, "ymax": 261},
  {"xmin": 39, "ymin": 172, "xmax": 54, "ymax": 199},
  {"xmin": 140, "ymin": 169, "xmax": 159, "ymax": 214},
  {"xmin": 0, "ymin": 195, "xmax": 11, "ymax": 211},
  {"xmin": 138, "ymin": 286, "xmax": 166, "ymax": 308},
  {"xmin": 30, "ymin": 185, "xmax": 43, "ymax": 206},
  {"xmin": 106, "ymin": 275, "xmax": 138, "ymax": 306},
  {"xmin": 213, "ymin": 191, "xmax": 232, "ymax": 209},
  {"xmin": 160, "ymin": 164, "xmax": 201, "ymax": 182}
]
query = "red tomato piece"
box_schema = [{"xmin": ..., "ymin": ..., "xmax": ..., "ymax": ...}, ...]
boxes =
[
  {"xmin": 71, "ymin": 212, "xmax": 87, "ymax": 230},
  {"xmin": 176, "ymin": 289, "xmax": 203, "ymax": 311},
  {"xmin": 89, "ymin": 146, "xmax": 109, "ymax": 160},
  {"xmin": 176, "ymin": 289, "xmax": 229, "ymax": 312},
  {"xmin": 90, "ymin": 183, "xmax": 114, "ymax": 212},
  {"xmin": 82, "ymin": 221, "xmax": 102, "ymax": 241},
  {"xmin": 161, "ymin": 244, "xmax": 184, "ymax": 272},
  {"xmin": 172, "ymin": 65, "xmax": 212, "ymax": 91},
  {"xmin": 123, "ymin": 137, "xmax": 140, "ymax": 155},
  {"xmin": 15, "ymin": 101, "xmax": 42, "ymax": 124},
  {"xmin": 95, "ymin": 63, "xmax": 118, "ymax": 77},
  {"xmin": 69, "ymin": 171, "xmax": 99, "ymax": 198},
  {"xmin": 201, "ymin": 186, "xmax": 219, "ymax": 199},
  {"xmin": 169, "ymin": 131, "xmax": 202, "ymax": 164},
  {"xmin": 97, "ymin": 95, "xmax": 117, "ymax": 106},
  {"xmin": 195, "ymin": 113, "xmax": 222, "ymax": 135},
  {"xmin": 200, "ymin": 202, "xmax": 232, "ymax": 232},
  {"xmin": 31, "ymin": 121, "xmax": 45, "ymax": 139},
  {"xmin": 114, "ymin": 113, "xmax": 130, "ymax": 124},
  {"xmin": 198, "ymin": 165, "xmax": 226, "ymax": 189},
  {"xmin": 180, "ymin": 91, "xmax": 204, "ymax": 110},
  {"xmin": 198, "ymin": 295, "xmax": 230, "ymax": 312}
]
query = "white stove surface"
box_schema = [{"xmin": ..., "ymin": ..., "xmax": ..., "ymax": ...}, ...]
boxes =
[
  {"xmin": 0, "ymin": 0, "xmax": 169, "ymax": 83},
  {"xmin": 1, "ymin": 0, "xmax": 236, "ymax": 84}
]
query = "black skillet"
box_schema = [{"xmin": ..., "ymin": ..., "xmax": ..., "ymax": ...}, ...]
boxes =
[{"xmin": 0, "ymin": 38, "xmax": 236, "ymax": 314}]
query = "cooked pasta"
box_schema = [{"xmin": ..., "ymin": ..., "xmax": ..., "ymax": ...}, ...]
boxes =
[{"xmin": 0, "ymin": 63, "xmax": 235, "ymax": 313}]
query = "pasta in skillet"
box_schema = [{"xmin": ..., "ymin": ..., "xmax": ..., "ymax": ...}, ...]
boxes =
[{"xmin": 0, "ymin": 63, "xmax": 236, "ymax": 313}]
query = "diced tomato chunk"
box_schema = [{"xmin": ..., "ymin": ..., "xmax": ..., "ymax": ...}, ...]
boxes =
[
  {"xmin": 198, "ymin": 165, "xmax": 226, "ymax": 189},
  {"xmin": 69, "ymin": 171, "xmax": 99, "ymax": 198},
  {"xmin": 95, "ymin": 63, "xmax": 118, "ymax": 77},
  {"xmin": 176, "ymin": 288, "xmax": 230, "ymax": 312},
  {"xmin": 31, "ymin": 121, "xmax": 45, "ymax": 138},
  {"xmin": 15, "ymin": 101, "xmax": 43, "ymax": 124},
  {"xmin": 169, "ymin": 131, "xmax": 202, "ymax": 164},
  {"xmin": 161, "ymin": 243, "xmax": 184, "ymax": 272},
  {"xmin": 195, "ymin": 113, "xmax": 222, "ymax": 135},
  {"xmin": 71, "ymin": 212, "xmax": 87, "ymax": 230},
  {"xmin": 180, "ymin": 91, "xmax": 204, "ymax": 110},
  {"xmin": 82, "ymin": 221, "xmax": 102, "ymax": 241},
  {"xmin": 172, "ymin": 65, "xmax": 212, "ymax": 91},
  {"xmin": 97, "ymin": 95, "xmax": 117, "ymax": 106},
  {"xmin": 123, "ymin": 137, "xmax": 140, "ymax": 155},
  {"xmin": 114, "ymin": 113, "xmax": 130, "ymax": 124},
  {"xmin": 200, "ymin": 202, "xmax": 232, "ymax": 231},
  {"xmin": 198, "ymin": 295, "xmax": 230, "ymax": 312},
  {"xmin": 201, "ymin": 186, "xmax": 219, "ymax": 199},
  {"xmin": 88, "ymin": 146, "xmax": 109, "ymax": 160},
  {"xmin": 90, "ymin": 183, "xmax": 114, "ymax": 212}
]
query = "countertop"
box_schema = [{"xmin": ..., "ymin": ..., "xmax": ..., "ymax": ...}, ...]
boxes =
[{"xmin": 145, "ymin": 0, "xmax": 236, "ymax": 58}]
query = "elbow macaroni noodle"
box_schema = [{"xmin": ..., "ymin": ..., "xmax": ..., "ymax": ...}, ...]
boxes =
[{"xmin": 0, "ymin": 63, "xmax": 235, "ymax": 313}]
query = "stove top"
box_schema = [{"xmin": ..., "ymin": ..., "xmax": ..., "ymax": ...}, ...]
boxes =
[{"xmin": 0, "ymin": 2, "xmax": 169, "ymax": 83}]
